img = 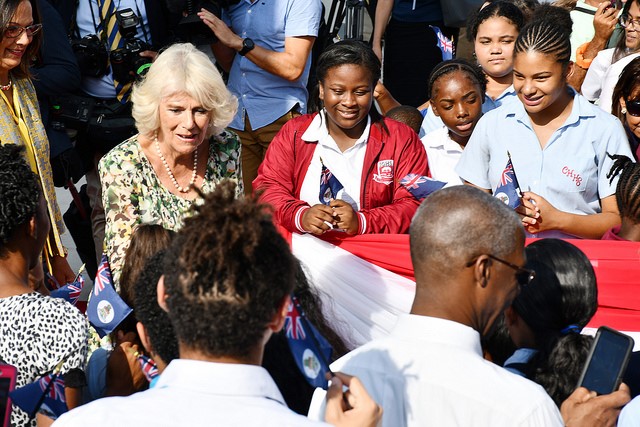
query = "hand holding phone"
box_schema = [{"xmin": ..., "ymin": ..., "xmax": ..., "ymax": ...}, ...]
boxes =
[
  {"xmin": 577, "ymin": 326, "xmax": 634, "ymax": 395},
  {"xmin": 0, "ymin": 364, "xmax": 17, "ymax": 427}
]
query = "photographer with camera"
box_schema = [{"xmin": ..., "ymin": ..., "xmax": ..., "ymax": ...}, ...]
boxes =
[
  {"xmin": 198, "ymin": 0, "xmax": 322, "ymax": 195},
  {"xmin": 52, "ymin": 0, "xmax": 179, "ymax": 272}
]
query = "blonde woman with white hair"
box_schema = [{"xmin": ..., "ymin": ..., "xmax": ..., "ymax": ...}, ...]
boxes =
[{"xmin": 99, "ymin": 43, "xmax": 242, "ymax": 286}]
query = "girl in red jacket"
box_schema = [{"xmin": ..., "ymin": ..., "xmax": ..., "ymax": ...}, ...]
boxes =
[{"xmin": 255, "ymin": 40, "xmax": 429, "ymax": 235}]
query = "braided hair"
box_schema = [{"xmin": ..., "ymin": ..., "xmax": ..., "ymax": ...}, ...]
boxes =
[
  {"xmin": 428, "ymin": 58, "xmax": 488, "ymax": 100},
  {"xmin": 607, "ymin": 154, "xmax": 640, "ymax": 222},
  {"xmin": 0, "ymin": 144, "xmax": 39, "ymax": 254},
  {"xmin": 514, "ymin": 19, "xmax": 571, "ymax": 69}
]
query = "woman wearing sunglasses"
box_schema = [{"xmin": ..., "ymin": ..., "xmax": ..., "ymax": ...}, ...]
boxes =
[
  {"xmin": 582, "ymin": 0, "xmax": 640, "ymax": 113},
  {"xmin": 612, "ymin": 56, "xmax": 640, "ymax": 161},
  {"xmin": 0, "ymin": 0, "xmax": 75, "ymax": 287}
]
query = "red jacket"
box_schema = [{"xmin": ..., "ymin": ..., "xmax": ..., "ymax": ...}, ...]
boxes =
[{"xmin": 254, "ymin": 113, "xmax": 429, "ymax": 234}]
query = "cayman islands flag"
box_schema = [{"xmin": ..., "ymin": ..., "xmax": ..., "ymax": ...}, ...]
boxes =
[
  {"xmin": 400, "ymin": 173, "xmax": 446, "ymax": 200},
  {"xmin": 319, "ymin": 158, "xmax": 344, "ymax": 205},
  {"xmin": 494, "ymin": 155, "xmax": 522, "ymax": 209},
  {"xmin": 87, "ymin": 255, "xmax": 133, "ymax": 338},
  {"xmin": 285, "ymin": 295, "xmax": 333, "ymax": 389},
  {"xmin": 10, "ymin": 373, "xmax": 67, "ymax": 419},
  {"xmin": 430, "ymin": 26, "xmax": 453, "ymax": 60},
  {"xmin": 50, "ymin": 276, "xmax": 86, "ymax": 313}
]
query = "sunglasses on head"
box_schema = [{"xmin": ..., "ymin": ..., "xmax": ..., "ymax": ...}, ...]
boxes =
[{"xmin": 626, "ymin": 99, "xmax": 640, "ymax": 117}]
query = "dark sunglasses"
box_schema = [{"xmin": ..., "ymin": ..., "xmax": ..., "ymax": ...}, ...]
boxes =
[
  {"xmin": 625, "ymin": 99, "xmax": 640, "ymax": 117},
  {"xmin": 466, "ymin": 254, "xmax": 536, "ymax": 287},
  {"xmin": 3, "ymin": 23, "xmax": 42, "ymax": 39}
]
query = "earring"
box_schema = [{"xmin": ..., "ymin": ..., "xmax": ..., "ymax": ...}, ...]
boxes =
[{"xmin": 622, "ymin": 108, "xmax": 628, "ymax": 115}]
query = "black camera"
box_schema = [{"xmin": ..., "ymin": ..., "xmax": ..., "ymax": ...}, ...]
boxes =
[
  {"xmin": 109, "ymin": 9, "xmax": 152, "ymax": 83},
  {"xmin": 170, "ymin": 0, "xmax": 241, "ymax": 44},
  {"xmin": 71, "ymin": 34, "xmax": 109, "ymax": 78}
]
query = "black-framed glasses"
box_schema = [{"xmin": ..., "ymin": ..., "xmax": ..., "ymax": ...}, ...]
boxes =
[
  {"xmin": 625, "ymin": 99, "xmax": 640, "ymax": 117},
  {"xmin": 3, "ymin": 23, "xmax": 42, "ymax": 39},
  {"xmin": 620, "ymin": 14, "xmax": 640, "ymax": 30},
  {"xmin": 466, "ymin": 254, "xmax": 536, "ymax": 287}
]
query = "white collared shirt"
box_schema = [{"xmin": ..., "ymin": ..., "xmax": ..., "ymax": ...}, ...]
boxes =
[
  {"xmin": 298, "ymin": 111, "xmax": 371, "ymax": 211},
  {"xmin": 421, "ymin": 126, "xmax": 465, "ymax": 186},
  {"xmin": 309, "ymin": 314, "xmax": 563, "ymax": 427},
  {"xmin": 54, "ymin": 359, "xmax": 329, "ymax": 426}
]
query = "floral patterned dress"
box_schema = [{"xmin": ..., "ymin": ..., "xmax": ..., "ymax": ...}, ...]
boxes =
[{"xmin": 99, "ymin": 130, "xmax": 243, "ymax": 287}]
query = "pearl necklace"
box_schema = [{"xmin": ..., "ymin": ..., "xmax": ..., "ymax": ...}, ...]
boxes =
[
  {"xmin": 154, "ymin": 136, "xmax": 198, "ymax": 193},
  {"xmin": 0, "ymin": 80, "xmax": 12, "ymax": 91}
]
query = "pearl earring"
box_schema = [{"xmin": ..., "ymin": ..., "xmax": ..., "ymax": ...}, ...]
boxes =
[{"xmin": 622, "ymin": 108, "xmax": 628, "ymax": 115}]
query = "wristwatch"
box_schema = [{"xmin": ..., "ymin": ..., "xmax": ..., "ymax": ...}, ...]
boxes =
[{"xmin": 239, "ymin": 38, "xmax": 255, "ymax": 56}]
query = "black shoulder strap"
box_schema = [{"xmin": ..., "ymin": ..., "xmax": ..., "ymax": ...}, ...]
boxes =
[{"xmin": 573, "ymin": 6, "xmax": 597, "ymax": 16}]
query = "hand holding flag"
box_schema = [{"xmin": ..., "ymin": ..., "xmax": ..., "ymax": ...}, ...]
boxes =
[
  {"xmin": 493, "ymin": 152, "xmax": 523, "ymax": 210},
  {"xmin": 319, "ymin": 157, "xmax": 345, "ymax": 205},
  {"xmin": 87, "ymin": 255, "xmax": 133, "ymax": 338}
]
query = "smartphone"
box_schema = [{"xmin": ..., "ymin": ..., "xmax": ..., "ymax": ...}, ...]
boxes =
[
  {"xmin": 0, "ymin": 364, "xmax": 16, "ymax": 427},
  {"xmin": 577, "ymin": 326, "xmax": 634, "ymax": 395}
]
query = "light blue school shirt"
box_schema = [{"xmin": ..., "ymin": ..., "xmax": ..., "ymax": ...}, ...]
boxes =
[
  {"xmin": 223, "ymin": 0, "xmax": 322, "ymax": 131},
  {"xmin": 456, "ymin": 89, "xmax": 633, "ymax": 239},
  {"xmin": 418, "ymin": 85, "xmax": 518, "ymax": 137}
]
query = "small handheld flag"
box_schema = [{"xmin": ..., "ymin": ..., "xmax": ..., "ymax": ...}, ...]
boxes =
[
  {"xmin": 10, "ymin": 362, "xmax": 67, "ymax": 420},
  {"xmin": 430, "ymin": 26, "xmax": 454, "ymax": 60},
  {"xmin": 136, "ymin": 353, "xmax": 160, "ymax": 383},
  {"xmin": 285, "ymin": 295, "xmax": 333, "ymax": 389},
  {"xmin": 494, "ymin": 152, "xmax": 523, "ymax": 210},
  {"xmin": 400, "ymin": 173, "xmax": 446, "ymax": 200},
  {"xmin": 50, "ymin": 276, "xmax": 86, "ymax": 313},
  {"xmin": 319, "ymin": 157, "xmax": 344, "ymax": 205},
  {"xmin": 87, "ymin": 255, "xmax": 133, "ymax": 338}
]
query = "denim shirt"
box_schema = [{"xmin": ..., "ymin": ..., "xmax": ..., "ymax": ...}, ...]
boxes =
[{"xmin": 224, "ymin": 0, "xmax": 321, "ymax": 131}]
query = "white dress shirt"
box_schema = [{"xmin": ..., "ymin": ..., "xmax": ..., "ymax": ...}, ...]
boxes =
[
  {"xmin": 308, "ymin": 314, "xmax": 564, "ymax": 427},
  {"xmin": 298, "ymin": 111, "xmax": 370, "ymax": 211},
  {"xmin": 421, "ymin": 126, "xmax": 465, "ymax": 186},
  {"xmin": 54, "ymin": 359, "xmax": 329, "ymax": 427}
]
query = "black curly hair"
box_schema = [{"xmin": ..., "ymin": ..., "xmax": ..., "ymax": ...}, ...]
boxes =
[
  {"xmin": 0, "ymin": 144, "xmax": 39, "ymax": 255},
  {"xmin": 133, "ymin": 250, "xmax": 179, "ymax": 365},
  {"xmin": 163, "ymin": 180, "xmax": 296, "ymax": 359}
]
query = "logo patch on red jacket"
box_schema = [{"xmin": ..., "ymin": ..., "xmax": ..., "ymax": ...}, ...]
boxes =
[{"xmin": 373, "ymin": 160, "xmax": 394, "ymax": 185}]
